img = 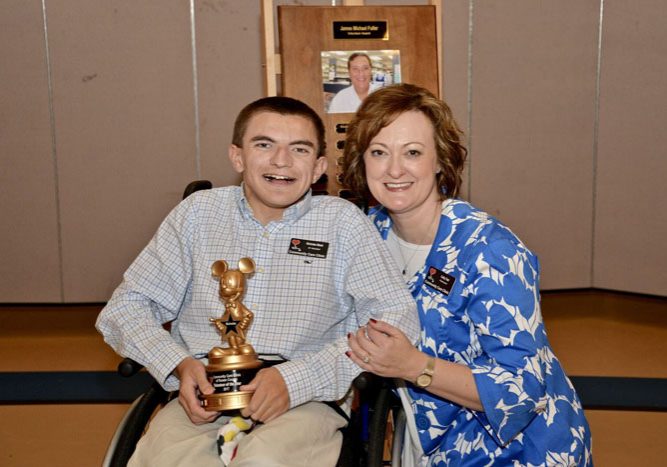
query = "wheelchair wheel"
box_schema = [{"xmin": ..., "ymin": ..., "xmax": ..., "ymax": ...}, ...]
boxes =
[
  {"xmin": 389, "ymin": 403, "xmax": 406, "ymax": 466},
  {"xmin": 102, "ymin": 382, "xmax": 171, "ymax": 467},
  {"xmin": 367, "ymin": 383, "xmax": 405, "ymax": 467}
]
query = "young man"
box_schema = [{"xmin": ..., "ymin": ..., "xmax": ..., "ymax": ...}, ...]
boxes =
[{"xmin": 96, "ymin": 96, "xmax": 418, "ymax": 466}]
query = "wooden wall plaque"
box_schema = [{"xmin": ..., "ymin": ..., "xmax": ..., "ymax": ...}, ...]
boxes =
[{"xmin": 278, "ymin": 6, "xmax": 439, "ymax": 200}]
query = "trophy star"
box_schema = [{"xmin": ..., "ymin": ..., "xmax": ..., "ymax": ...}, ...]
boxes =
[{"xmin": 223, "ymin": 316, "xmax": 242, "ymax": 335}]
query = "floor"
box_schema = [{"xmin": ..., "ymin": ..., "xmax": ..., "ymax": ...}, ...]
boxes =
[{"xmin": 0, "ymin": 290, "xmax": 665, "ymax": 466}]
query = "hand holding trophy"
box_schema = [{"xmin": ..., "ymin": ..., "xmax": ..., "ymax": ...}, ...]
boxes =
[{"xmin": 201, "ymin": 257, "xmax": 263, "ymax": 411}]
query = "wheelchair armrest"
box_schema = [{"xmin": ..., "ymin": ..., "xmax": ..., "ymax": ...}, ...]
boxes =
[
  {"xmin": 118, "ymin": 358, "xmax": 145, "ymax": 378},
  {"xmin": 352, "ymin": 371, "xmax": 384, "ymax": 392}
]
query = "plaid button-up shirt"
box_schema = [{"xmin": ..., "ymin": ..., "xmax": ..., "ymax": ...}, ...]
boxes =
[{"xmin": 97, "ymin": 186, "xmax": 418, "ymax": 407}]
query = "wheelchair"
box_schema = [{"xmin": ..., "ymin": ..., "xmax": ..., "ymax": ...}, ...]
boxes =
[
  {"xmin": 101, "ymin": 181, "xmax": 407, "ymax": 466},
  {"xmin": 102, "ymin": 357, "xmax": 405, "ymax": 467}
]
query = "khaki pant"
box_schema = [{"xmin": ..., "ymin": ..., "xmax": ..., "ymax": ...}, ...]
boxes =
[{"xmin": 128, "ymin": 398, "xmax": 347, "ymax": 467}]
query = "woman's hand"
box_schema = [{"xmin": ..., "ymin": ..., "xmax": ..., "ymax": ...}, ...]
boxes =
[
  {"xmin": 347, "ymin": 319, "xmax": 426, "ymax": 382},
  {"xmin": 348, "ymin": 319, "xmax": 484, "ymax": 411}
]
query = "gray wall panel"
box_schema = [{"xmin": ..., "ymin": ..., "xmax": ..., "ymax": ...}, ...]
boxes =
[
  {"xmin": 47, "ymin": 1, "xmax": 198, "ymax": 301},
  {"xmin": 594, "ymin": 0, "xmax": 667, "ymax": 295},
  {"xmin": 1, "ymin": 0, "xmax": 665, "ymax": 302},
  {"xmin": 195, "ymin": 0, "xmax": 263, "ymax": 189},
  {"xmin": 0, "ymin": 0, "xmax": 61, "ymax": 302},
  {"xmin": 441, "ymin": 0, "xmax": 471, "ymax": 199},
  {"xmin": 469, "ymin": 0, "xmax": 600, "ymax": 289}
]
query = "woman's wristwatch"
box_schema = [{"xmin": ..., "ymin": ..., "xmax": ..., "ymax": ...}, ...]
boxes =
[{"xmin": 415, "ymin": 356, "xmax": 436, "ymax": 388}]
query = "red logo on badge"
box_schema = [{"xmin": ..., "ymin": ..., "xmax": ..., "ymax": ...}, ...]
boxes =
[
  {"xmin": 292, "ymin": 239, "xmax": 301, "ymax": 246},
  {"xmin": 429, "ymin": 268, "xmax": 436, "ymax": 275}
]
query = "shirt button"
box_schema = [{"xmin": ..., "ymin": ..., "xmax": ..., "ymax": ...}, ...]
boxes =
[
  {"xmin": 258, "ymin": 267, "xmax": 265, "ymax": 273},
  {"xmin": 415, "ymin": 414, "xmax": 430, "ymax": 430},
  {"xmin": 262, "ymin": 232, "xmax": 269, "ymax": 238}
]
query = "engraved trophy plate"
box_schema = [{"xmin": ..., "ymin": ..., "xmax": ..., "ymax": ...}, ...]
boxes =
[{"xmin": 202, "ymin": 257, "xmax": 263, "ymax": 412}]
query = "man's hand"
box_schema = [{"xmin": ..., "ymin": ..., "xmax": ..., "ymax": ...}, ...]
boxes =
[
  {"xmin": 174, "ymin": 356, "xmax": 217, "ymax": 424},
  {"xmin": 239, "ymin": 367, "xmax": 290, "ymax": 423}
]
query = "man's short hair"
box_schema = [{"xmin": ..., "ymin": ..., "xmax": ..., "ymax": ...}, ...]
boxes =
[
  {"xmin": 232, "ymin": 96, "xmax": 326, "ymax": 158},
  {"xmin": 347, "ymin": 52, "xmax": 372, "ymax": 70}
]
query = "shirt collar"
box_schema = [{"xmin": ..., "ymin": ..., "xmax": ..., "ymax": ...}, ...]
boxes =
[{"xmin": 236, "ymin": 183, "xmax": 313, "ymax": 226}]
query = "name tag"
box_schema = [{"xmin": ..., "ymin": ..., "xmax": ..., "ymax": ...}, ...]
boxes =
[
  {"xmin": 424, "ymin": 266, "xmax": 455, "ymax": 295},
  {"xmin": 287, "ymin": 238, "xmax": 329, "ymax": 259}
]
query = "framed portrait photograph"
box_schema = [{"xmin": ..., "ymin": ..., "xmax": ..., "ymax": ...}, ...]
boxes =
[{"xmin": 321, "ymin": 49, "xmax": 401, "ymax": 114}]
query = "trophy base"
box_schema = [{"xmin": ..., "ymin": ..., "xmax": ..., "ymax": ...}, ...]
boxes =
[
  {"xmin": 202, "ymin": 390, "xmax": 254, "ymax": 411},
  {"xmin": 204, "ymin": 346, "xmax": 263, "ymax": 412}
]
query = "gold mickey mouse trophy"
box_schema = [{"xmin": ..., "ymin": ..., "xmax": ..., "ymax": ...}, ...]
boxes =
[{"xmin": 202, "ymin": 257, "xmax": 263, "ymax": 411}]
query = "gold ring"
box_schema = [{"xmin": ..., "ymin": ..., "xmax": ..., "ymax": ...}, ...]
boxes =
[{"xmin": 362, "ymin": 355, "xmax": 370, "ymax": 364}]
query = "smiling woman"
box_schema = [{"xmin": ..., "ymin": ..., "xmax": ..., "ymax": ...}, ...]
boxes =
[
  {"xmin": 341, "ymin": 83, "xmax": 593, "ymax": 466},
  {"xmin": 363, "ymin": 111, "xmax": 442, "ymax": 222}
]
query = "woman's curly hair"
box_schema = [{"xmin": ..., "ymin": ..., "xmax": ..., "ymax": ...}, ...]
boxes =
[{"xmin": 341, "ymin": 83, "xmax": 467, "ymax": 200}]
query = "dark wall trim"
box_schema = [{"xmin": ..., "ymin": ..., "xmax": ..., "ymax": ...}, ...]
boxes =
[
  {"xmin": 539, "ymin": 288, "xmax": 667, "ymax": 301},
  {"xmin": 0, "ymin": 371, "xmax": 153, "ymax": 403},
  {"xmin": 570, "ymin": 376, "xmax": 667, "ymax": 411},
  {"xmin": 1, "ymin": 287, "xmax": 665, "ymax": 306},
  {"xmin": 1, "ymin": 372, "xmax": 666, "ymax": 411}
]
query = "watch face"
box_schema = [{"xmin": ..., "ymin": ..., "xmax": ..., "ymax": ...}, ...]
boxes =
[{"xmin": 416, "ymin": 374, "xmax": 432, "ymax": 388}]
